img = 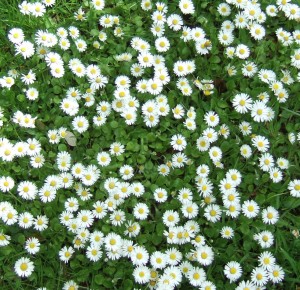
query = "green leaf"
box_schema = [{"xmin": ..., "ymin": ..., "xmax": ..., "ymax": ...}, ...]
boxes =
[
  {"xmin": 17, "ymin": 94, "xmax": 25, "ymax": 102},
  {"xmin": 95, "ymin": 274, "xmax": 104, "ymax": 285},
  {"xmin": 53, "ymin": 86, "xmax": 62, "ymax": 94},
  {"xmin": 156, "ymin": 223, "xmax": 165, "ymax": 236},
  {"xmin": 110, "ymin": 121, "xmax": 119, "ymax": 128},
  {"xmin": 123, "ymin": 279, "xmax": 133, "ymax": 290},
  {"xmin": 210, "ymin": 56, "xmax": 221, "ymax": 63},
  {"xmin": 280, "ymin": 247, "xmax": 300, "ymax": 276},
  {"xmin": 58, "ymin": 144, "xmax": 67, "ymax": 151}
]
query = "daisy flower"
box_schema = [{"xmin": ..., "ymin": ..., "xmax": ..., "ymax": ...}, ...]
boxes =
[
  {"xmin": 119, "ymin": 165, "xmax": 134, "ymax": 180},
  {"xmin": 225, "ymin": 202, "xmax": 241, "ymax": 218},
  {"xmin": 196, "ymin": 245, "xmax": 214, "ymax": 266},
  {"xmin": 14, "ymin": 257, "xmax": 34, "ymax": 277},
  {"xmin": 232, "ymin": 93, "xmax": 253, "ymax": 114},
  {"xmin": 25, "ymin": 237, "xmax": 40, "ymax": 254},
  {"xmin": 30, "ymin": 154, "xmax": 45, "ymax": 168},
  {"xmin": 133, "ymin": 266, "xmax": 151, "ymax": 284},
  {"xmin": 240, "ymin": 144, "xmax": 252, "ymax": 158},
  {"xmin": 0, "ymin": 76, "xmax": 15, "ymax": 89},
  {"xmin": 179, "ymin": 0, "xmax": 195, "ymax": 14},
  {"xmin": 204, "ymin": 111, "xmax": 220, "ymax": 127},
  {"xmin": 59, "ymin": 246, "xmax": 74, "ymax": 263},
  {"xmin": 172, "ymin": 104, "xmax": 185, "ymax": 119},
  {"xmin": 131, "ymin": 246, "xmax": 149, "ymax": 266},
  {"xmin": 21, "ymin": 70, "xmax": 36, "ymax": 85},
  {"xmin": 0, "ymin": 231, "xmax": 10, "ymax": 246},
  {"xmin": 2, "ymin": 206, "xmax": 18, "ymax": 225},
  {"xmin": 8, "ymin": 28, "xmax": 25, "ymax": 44},
  {"xmin": 165, "ymin": 248, "xmax": 182, "ymax": 266},
  {"xmin": 196, "ymin": 164, "xmax": 210, "ymax": 177},
  {"xmin": 226, "ymin": 169, "xmax": 242, "ymax": 186},
  {"xmin": 86, "ymin": 245, "xmax": 102, "ymax": 262},
  {"xmin": 163, "ymin": 210, "xmax": 179, "ymax": 227},
  {"xmin": 259, "ymin": 153, "xmax": 274, "ymax": 172},
  {"xmin": 165, "ymin": 266, "xmax": 182, "ymax": 286},
  {"xmin": 186, "ymin": 266, "xmax": 206, "ymax": 286},
  {"xmin": 92, "ymin": 0, "xmax": 105, "ymax": 10},
  {"xmin": 130, "ymin": 182, "xmax": 145, "ymax": 197},
  {"xmin": 15, "ymin": 41, "xmax": 35, "ymax": 59},
  {"xmin": 262, "ymin": 206, "xmax": 279, "ymax": 225},
  {"xmin": 288, "ymin": 179, "xmax": 300, "ymax": 198},
  {"xmin": 196, "ymin": 137, "xmax": 210, "ymax": 152},
  {"xmin": 268, "ymin": 264, "xmax": 285, "ymax": 283},
  {"xmin": 220, "ymin": 226, "xmax": 234, "ymax": 239},
  {"xmin": 167, "ymin": 14, "xmax": 183, "ymax": 31},
  {"xmin": 178, "ymin": 187, "xmax": 193, "ymax": 203},
  {"xmin": 266, "ymin": 5, "xmax": 278, "ymax": 16},
  {"xmin": 17, "ymin": 181, "xmax": 37, "ymax": 200},
  {"xmin": 138, "ymin": 52, "xmax": 154, "ymax": 68},
  {"xmin": 92, "ymin": 201, "xmax": 107, "ymax": 219},
  {"xmin": 181, "ymin": 202, "xmax": 199, "ymax": 219},
  {"xmin": 155, "ymin": 37, "xmax": 170, "ymax": 52},
  {"xmin": 96, "ymin": 101, "xmax": 111, "ymax": 116},
  {"xmin": 197, "ymin": 178, "xmax": 214, "ymax": 197},
  {"xmin": 31, "ymin": 2, "xmax": 46, "ymax": 17},
  {"xmin": 154, "ymin": 188, "xmax": 168, "ymax": 203},
  {"xmin": 225, "ymin": 46, "xmax": 235, "ymax": 58},
  {"xmin": 252, "ymin": 135, "xmax": 269, "ymax": 153},
  {"xmin": 251, "ymin": 266, "xmax": 268, "ymax": 287},
  {"xmin": 0, "ymin": 176, "xmax": 15, "ymax": 192},
  {"xmin": 110, "ymin": 142, "xmax": 125, "ymax": 156},
  {"xmin": 170, "ymin": 134, "xmax": 187, "ymax": 151},
  {"xmin": 254, "ymin": 231, "xmax": 274, "ymax": 248},
  {"xmin": 133, "ymin": 203, "xmax": 149, "ymax": 220},
  {"xmin": 147, "ymin": 78, "xmax": 163, "ymax": 95},
  {"xmin": 218, "ymin": 3, "xmax": 231, "ymax": 16},
  {"xmin": 204, "ymin": 204, "xmax": 222, "ymax": 223},
  {"xmin": 224, "ymin": 261, "xmax": 242, "ymax": 282},
  {"xmin": 258, "ymin": 251, "xmax": 276, "ymax": 270},
  {"xmin": 203, "ymin": 128, "xmax": 218, "ymax": 145},
  {"xmin": 97, "ymin": 152, "xmax": 111, "ymax": 167},
  {"xmin": 172, "ymin": 152, "xmax": 187, "ymax": 168},
  {"xmin": 18, "ymin": 212, "xmax": 34, "ymax": 229},
  {"xmin": 181, "ymin": 26, "xmax": 192, "ymax": 42},
  {"xmin": 218, "ymin": 30, "xmax": 234, "ymax": 46},
  {"xmin": 77, "ymin": 210, "xmax": 94, "ymax": 228},
  {"xmin": 209, "ymin": 146, "xmax": 222, "ymax": 162},
  {"xmin": 235, "ymin": 44, "xmax": 250, "ymax": 59},
  {"xmin": 250, "ymin": 23, "xmax": 266, "ymax": 40},
  {"xmin": 269, "ymin": 167, "xmax": 283, "ymax": 183},
  {"xmin": 33, "ymin": 215, "xmax": 49, "ymax": 231},
  {"xmin": 150, "ymin": 251, "xmax": 167, "ymax": 270},
  {"xmin": 140, "ymin": 0, "xmax": 152, "ymax": 10},
  {"xmin": 158, "ymin": 164, "xmax": 170, "ymax": 176},
  {"xmin": 276, "ymin": 157, "xmax": 289, "ymax": 170},
  {"xmin": 38, "ymin": 185, "xmax": 56, "ymax": 203},
  {"xmin": 242, "ymin": 61, "xmax": 258, "ymax": 77},
  {"xmin": 258, "ymin": 69, "xmax": 276, "ymax": 84},
  {"xmin": 222, "ymin": 190, "xmax": 240, "ymax": 207},
  {"xmin": 242, "ymin": 200, "xmax": 260, "ymax": 218}
]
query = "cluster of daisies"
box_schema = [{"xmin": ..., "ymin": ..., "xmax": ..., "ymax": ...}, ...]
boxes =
[
  {"xmin": 18, "ymin": 0, "xmax": 55, "ymax": 17},
  {"xmin": 1, "ymin": 0, "xmax": 300, "ymax": 289}
]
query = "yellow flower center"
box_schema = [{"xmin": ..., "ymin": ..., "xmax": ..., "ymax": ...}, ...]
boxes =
[
  {"xmin": 20, "ymin": 263, "xmax": 28, "ymax": 271},
  {"xmin": 201, "ymin": 252, "xmax": 208, "ymax": 259}
]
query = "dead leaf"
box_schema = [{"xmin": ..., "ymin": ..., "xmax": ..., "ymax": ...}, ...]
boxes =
[{"xmin": 65, "ymin": 131, "xmax": 77, "ymax": 147}]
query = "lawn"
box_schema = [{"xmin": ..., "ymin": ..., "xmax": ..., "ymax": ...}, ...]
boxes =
[{"xmin": 0, "ymin": 0, "xmax": 300, "ymax": 289}]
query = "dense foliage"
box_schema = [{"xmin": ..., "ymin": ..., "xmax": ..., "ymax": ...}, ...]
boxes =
[{"xmin": 0, "ymin": 0, "xmax": 300, "ymax": 289}]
